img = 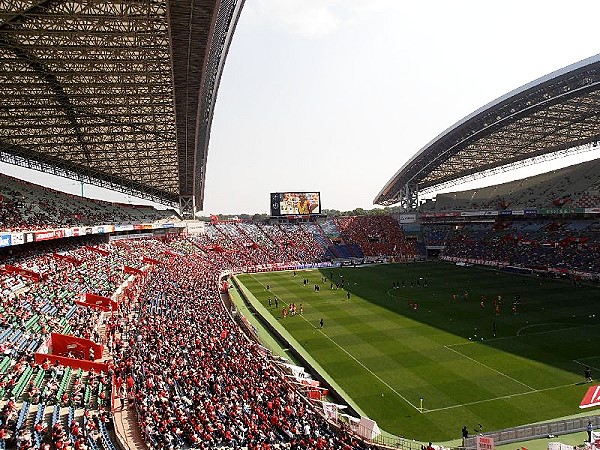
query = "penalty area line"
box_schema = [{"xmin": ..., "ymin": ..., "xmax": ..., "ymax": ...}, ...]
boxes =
[
  {"xmin": 444, "ymin": 345, "xmax": 535, "ymax": 391},
  {"xmin": 447, "ymin": 323, "xmax": 600, "ymax": 348},
  {"xmin": 424, "ymin": 381, "xmax": 580, "ymax": 413}
]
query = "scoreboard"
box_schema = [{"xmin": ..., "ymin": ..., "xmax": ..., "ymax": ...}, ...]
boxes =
[{"xmin": 270, "ymin": 192, "xmax": 321, "ymax": 216}]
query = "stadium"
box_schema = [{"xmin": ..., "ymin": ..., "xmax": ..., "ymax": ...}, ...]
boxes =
[{"xmin": 1, "ymin": 2, "xmax": 600, "ymax": 450}]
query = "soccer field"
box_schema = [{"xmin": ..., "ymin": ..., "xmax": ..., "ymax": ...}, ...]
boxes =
[{"xmin": 236, "ymin": 262, "xmax": 600, "ymax": 441}]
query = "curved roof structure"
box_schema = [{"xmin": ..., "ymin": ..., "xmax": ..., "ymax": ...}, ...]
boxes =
[
  {"xmin": 374, "ymin": 54, "xmax": 600, "ymax": 208},
  {"xmin": 0, "ymin": 0, "xmax": 244, "ymax": 216}
]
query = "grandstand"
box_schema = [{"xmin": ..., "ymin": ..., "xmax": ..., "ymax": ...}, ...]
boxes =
[
  {"xmin": 414, "ymin": 158, "xmax": 600, "ymax": 279},
  {"xmin": 0, "ymin": 173, "xmax": 419, "ymax": 449},
  {"xmin": 1, "ymin": 1, "xmax": 600, "ymax": 448},
  {"xmin": 0, "ymin": 174, "xmax": 179, "ymax": 231},
  {"xmin": 420, "ymin": 158, "xmax": 600, "ymax": 212},
  {"xmin": 0, "ymin": 0, "xmax": 244, "ymax": 219},
  {"xmin": 0, "ymin": 209, "xmax": 417, "ymax": 449},
  {"xmin": 375, "ymin": 54, "xmax": 600, "ymax": 211}
]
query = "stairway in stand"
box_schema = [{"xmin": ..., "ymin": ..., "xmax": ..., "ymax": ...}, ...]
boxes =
[{"xmin": 98, "ymin": 312, "xmax": 148, "ymax": 450}]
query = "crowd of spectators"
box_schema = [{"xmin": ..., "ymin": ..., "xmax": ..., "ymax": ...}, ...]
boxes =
[
  {"xmin": 0, "ymin": 234, "xmax": 174, "ymax": 450},
  {"xmin": 334, "ymin": 216, "xmax": 416, "ymax": 259},
  {"xmin": 0, "ymin": 173, "xmax": 178, "ymax": 232},
  {"xmin": 190, "ymin": 222, "xmax": 330, "ymax": 270},
  {"xmin": 0, "ymin": 225, "xmax": 389, "ymax": 449},
  {"xmin": 429, "ymin": 219, "xmax": 600, "ymax": 275},
  {"xmin": 110, "ymin": 248, "xmax": 374, "ymax": 450},
  {"xmin": 419, "ymin": 158, "xmax": 600, "ymax": 212}
]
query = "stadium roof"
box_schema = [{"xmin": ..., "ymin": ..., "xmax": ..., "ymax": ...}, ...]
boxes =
[
  {"xmin": 0, "ymin": 0, "xmax": 244, "ymax": 215},
  {"xmin": 374, "ymin": 53, "xmax": 600, "ymax": 208}
]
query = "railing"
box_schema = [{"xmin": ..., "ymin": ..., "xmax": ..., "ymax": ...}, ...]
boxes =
[
  {"xmin": 370, "ymin": 433, "xmax": 424, "ymax": 450},
  {"xmin": 464, "ymin": 415, "xmax": 600, "ymax": 449}
]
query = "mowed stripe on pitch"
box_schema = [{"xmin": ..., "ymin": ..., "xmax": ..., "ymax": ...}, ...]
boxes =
[{"xmin": 254, "ymin": 273, "xmax": 537, "ymax": 411}]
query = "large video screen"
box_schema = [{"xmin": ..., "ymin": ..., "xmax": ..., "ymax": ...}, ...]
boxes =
[{"xmin": 270, "ymin": 192, "xmax": 321, "ymax": 216}]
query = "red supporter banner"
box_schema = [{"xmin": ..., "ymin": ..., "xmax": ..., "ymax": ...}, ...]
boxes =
[
  {"xmin": 76, "ymin": 293, "xmax": 117, "ymax": 312},
  {"xmin": 309, "ymin": 390, "xmax": 322, "ymax": 400},
  {"xmin": 580, "ymin": 385, "xmax": 600, "ymax": 409},
  {"xmin": 164, "ymin": 250, "xmax": 179, "ymax": 257},
  {"xmin": 2, "ymin": 264, "xmax": 42, "ymax": 282},
  {"xmin": 123, "ymin": 265, "xmax": 143, "ymax": 275},
  {"xmin": 141, "ymin": 256, "xmax": 159, "ymax": 265},
  {"xmin": 86, "ymin": 246, "xmax": 110, "ymax": 256},
  {"xmin": 48, "ymin": 332, "xmax": 103, "ymax": 361}
]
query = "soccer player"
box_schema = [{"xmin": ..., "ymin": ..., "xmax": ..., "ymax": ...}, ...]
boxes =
[
  {"xmin": 319, "ymin": 318, "xmax": 324, "ymax": 328},
  {"xmin": 585, "ymin": 366, "xmax": 593, "ymax": 383}
]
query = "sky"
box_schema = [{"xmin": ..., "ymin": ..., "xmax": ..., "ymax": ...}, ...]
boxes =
[{"xmin": 3, "ymin": 0, "xmax": 600, "ymax": 214}]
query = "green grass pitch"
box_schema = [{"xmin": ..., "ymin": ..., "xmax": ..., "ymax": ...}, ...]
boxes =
[{"xmin": 236, "ymin": 261, "xmax": 600, "ymax": 441}]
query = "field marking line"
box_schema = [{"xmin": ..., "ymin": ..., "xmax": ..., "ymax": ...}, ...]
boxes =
[
  {"xmin": 386, "ymin": 288, "xmax": 422, "ymax": 302},
  {"xmin": 448, "ymin": 323, "xmax": 600, "ymax": 347},
  {"xmin": 246, "ymin": 274, "xmax": 575, "ymax": 412},
  {"xmin": 423, "ymin": 381, "xmax": 580, "ymax": 413},
  {"xmin": 517, "ymin": 322, "xmax": 574, "ymax": 336},
  {"xmin": 314, "ymin": 325, "xmax": 422, "ymax": 412},
  {"xmin": 443, "ymin": 345, "xmax": 536, "ymax": 391},
  {"xmin": 249, "ymin": 273, "xmax": 423, "ymax": 412},
  {"xmin": 573, "ymin": 359, "xmax": 600, "ymax": 372}
]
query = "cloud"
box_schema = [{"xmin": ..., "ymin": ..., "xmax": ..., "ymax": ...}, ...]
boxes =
[
  {"xmin": 243, "ymin": 0, "xmax": 403, "ymax": 39},
  {"xmin": 246, "ymin": 0, "xmax": 340, "ymax": 39}
]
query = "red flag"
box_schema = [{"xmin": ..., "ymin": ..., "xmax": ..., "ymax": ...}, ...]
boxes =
[{"xmin": 308, "ymin": 390, "xmax": 322, "ymax": 400}]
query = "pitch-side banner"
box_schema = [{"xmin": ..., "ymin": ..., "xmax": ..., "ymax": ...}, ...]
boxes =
[
  {"xmin": 476, "ymin": 436, "xmax": 494, "ymax": 450},
  {"xmin": 579, "ymin": 385, "xmax": 600, "ymax": 409}
]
